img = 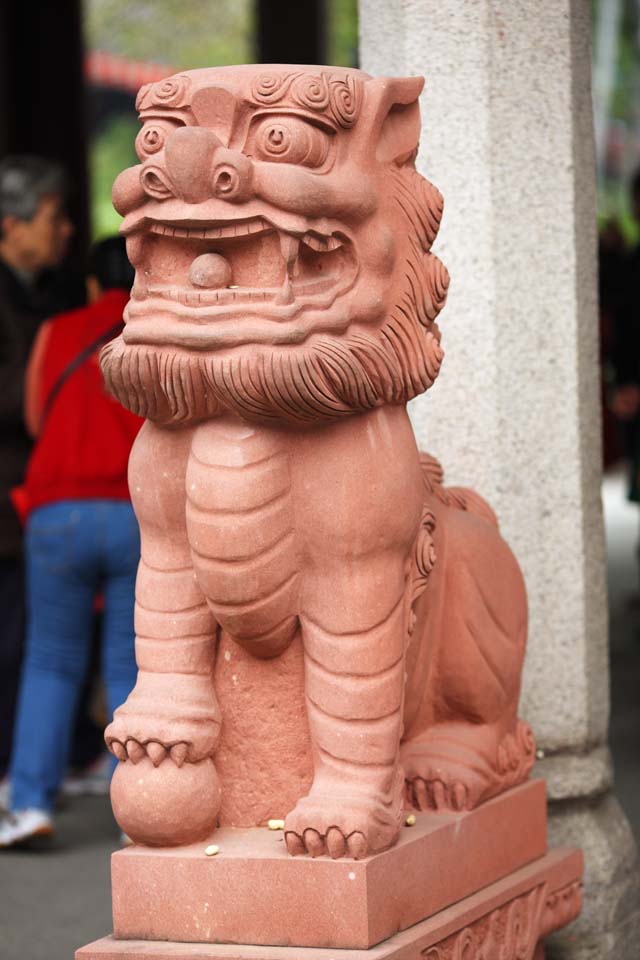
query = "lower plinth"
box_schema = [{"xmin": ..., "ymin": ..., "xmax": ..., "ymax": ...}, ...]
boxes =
[{"xmin": 76, "ymin": 847, "xmax": 582, "ymax": 959}]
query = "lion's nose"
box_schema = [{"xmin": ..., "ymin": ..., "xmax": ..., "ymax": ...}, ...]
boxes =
[{"xmin": 163, "ymin": 127, "xmax": 253, "ymax": 204}]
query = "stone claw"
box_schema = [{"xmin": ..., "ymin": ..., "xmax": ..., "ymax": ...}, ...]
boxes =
[
  {"xmin": 326, "ymin": 826, "xmax": 346, "ymax": 859},
  {"xmin": 303, "ymin": 828, "xmax": 325, "ymax": 858},
  {"xmin": 170, "ymin": 742, "xmax": 189, "ymax": 767},
  {"xmin": 346, "ymin": 831, "xmax": 368, "ymax": 859},
  {"xmin": 285, "ymin": 826, "xmax": 367, "ymax": 859},
  {"xmin": 407, "ymin": 773, "xmax": 472, "ymax": 813},
  {"xmin": 110, "ymin": 740, "xmax": 127, "ymax": 762},
  {"xmin": 146, "ymin": 741, "xmax": 167, "ymax": 766},
  {"xmin": 431, "ymin": 779, "xmax": 446, "ymax": 809},
  {"xmin": 284, "ymin": 831, "xmax": 307, "ymax": 856},
  {"xmin": 126, "ymin": 739, "xmax": 146, "ymax": 763},
  {"xmin": 108, "ymin": 736, "xmax": 191, "ymax": 768},
  {"xmin": 452, "ymin": 781, "xmax": 467, "ymax": 811},
  {"xmin": 413, "ymin": 777, "xmax": 429, "ymax": 810}
]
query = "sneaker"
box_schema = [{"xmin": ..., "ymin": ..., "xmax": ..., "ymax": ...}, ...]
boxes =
[
  {"xmin": 61, "ymin": 752, "xmax": 112, "ymax": 798},
  {"xmin": 0, "ymin": 808, "xmax": 54, "ymax": 847}
]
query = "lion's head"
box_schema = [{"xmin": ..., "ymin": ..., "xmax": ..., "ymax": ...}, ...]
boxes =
[{"xmin": 101, "ymin": 64, "xmax": 449, "ymax": 425}]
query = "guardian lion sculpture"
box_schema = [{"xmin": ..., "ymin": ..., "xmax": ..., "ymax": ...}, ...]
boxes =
[{"xmin": 102, "ymin": 65, "xmax": 535, "ymax": 859}]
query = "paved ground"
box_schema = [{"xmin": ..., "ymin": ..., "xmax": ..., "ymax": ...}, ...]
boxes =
[
  {"xmin": 604, "ymin": 469, "xmax": 640, "ymax": 843},
  {"xmin": 0, "ymin": 794, "xmax": 116, "ymax": 959},
  {"xmin": 0, "ymin": 472, "xmax": 639, "ymax": 960}
]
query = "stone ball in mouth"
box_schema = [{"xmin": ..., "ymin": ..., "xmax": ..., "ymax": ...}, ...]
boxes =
[{"xmin": 189, "ymin": 253, "xmax": 233, "ymax": 289}]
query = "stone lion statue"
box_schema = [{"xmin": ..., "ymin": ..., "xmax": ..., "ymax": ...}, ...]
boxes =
[{"xmin": 102, "ymin": 64, "xmax": 534, "ymax": 858}]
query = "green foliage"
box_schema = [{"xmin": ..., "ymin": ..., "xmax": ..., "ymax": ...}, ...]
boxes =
[
  {"xmin": 327, "ymin": 0, "xmax": 358, "ymax": 67},
  {"xmin": 608, "ymin": 1, "xmax": 639, "ymax": 121},
  {"xmin": 90, "ymin": 114, "xmax": 139, "ymax": 240},
  {"xmin": 86, "ymin": 0, "xmax": 359, "ymax": 238},
  {"xmin": 84, "ymin": 0, "xmax": 254, "ymax": 68},
  {"xmin": 592, "ymin": 0, "xmax": 640, "ymax": 241},
  {"xmin": 86, "ymin": 0, "xmax": 255, "ymax": 239}
]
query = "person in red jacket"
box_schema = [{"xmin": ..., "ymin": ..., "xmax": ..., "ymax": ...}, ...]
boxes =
[{"xmin": 0, "ymin": 237, "xmax": 142, "ymax": 847}]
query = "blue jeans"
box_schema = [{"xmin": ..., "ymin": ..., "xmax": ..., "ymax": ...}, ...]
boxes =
[{"xmin": 10, "ymin": 500, "xmax": 139, "ymax": 813}]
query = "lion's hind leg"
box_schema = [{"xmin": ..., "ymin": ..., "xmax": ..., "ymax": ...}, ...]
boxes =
[{"xmin": 402, "ymin": 505, "xmax": 535, "ymax": 812}]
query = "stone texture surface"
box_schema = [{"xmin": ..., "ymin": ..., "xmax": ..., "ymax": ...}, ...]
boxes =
[
  {"xmin": 547, "ymin": 794, "xmax": 640, "ymax": 957},
  {"xmin": 213, "ymin": 631, "xmax": 312, "ymax": 827},
  {"xmin": 360, "ymin": 0, "xmax": 605, "ymax": 756},
  {"xmin": 111, "ymin": 781, "xmax": 546, "ymax": 949},
  {"xmin": 359, "ymin": 2, "xmax": 640, "ymax": 956},
  {"xmin": 535, "ymin": 746, "xmax": 613, "ymax": 802},
  {"xmin": 78, "ymin": 848, "xmax": 582, "ymax": 959}
]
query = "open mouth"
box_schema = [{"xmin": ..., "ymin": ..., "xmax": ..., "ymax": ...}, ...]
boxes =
[{"xmin": 129, "ymin": 216, "xmax": 358, "ymax": 320}]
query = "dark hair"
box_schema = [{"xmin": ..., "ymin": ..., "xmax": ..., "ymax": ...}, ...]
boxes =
[
  {"xmin": 87, "ymin": 236, "xmax": 134, "ymax": 291},
  {"xmin": 0, "ymin": 155, "xmax": 67, "ymax": 230}
]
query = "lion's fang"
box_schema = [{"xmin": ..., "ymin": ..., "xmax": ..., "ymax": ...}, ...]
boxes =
[{"xmin": 278, "ymin": 233, "xmax": 301, "ymax": 279}]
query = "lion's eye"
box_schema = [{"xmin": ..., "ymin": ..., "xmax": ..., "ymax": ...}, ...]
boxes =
[
  {"xmin": 135, "ymin": 120, "xmax": 180, "ymax": 160},
  {"xmin": 248, "ymin": 116, "xmax": 331, "ymax": 168}
]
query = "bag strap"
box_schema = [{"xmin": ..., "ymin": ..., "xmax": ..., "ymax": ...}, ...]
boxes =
[{"xmin": 40, "ymin": 322, "xmax": 123, "ymax": 428}]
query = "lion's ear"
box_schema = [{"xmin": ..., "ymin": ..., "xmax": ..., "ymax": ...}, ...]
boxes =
[{"xmin": 373, "ymin": 76, "xmax": 424, "ymax": 165}]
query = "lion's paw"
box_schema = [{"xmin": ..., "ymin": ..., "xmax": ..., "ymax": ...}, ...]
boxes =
[
  {"xmin": 408, "ymin": 771, "xmax": 474, "ymax": 812},
  {"xmin": 284, "ymin": 794, "xmax": 402, "ymax": 859},
  {"xmin": 402, "ymin": 720, "xmax": 535, "ymax": 812},
  {"xmin": 105, "ymin": 687, "xmax": 220, "ymax": 768}
]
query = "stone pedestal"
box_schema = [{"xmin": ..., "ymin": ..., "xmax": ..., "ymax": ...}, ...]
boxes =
[
  {"xmin": 113, "ymin": 782, "xmax": 546, "ymax": 949},
  {"xmin": 77, "ymin": 782, "xmax": 582, "ymax": 959},
  {"xmin": 78, "ymin": 852, "xmax": 581, "ymax": 959},
  {"xmin": 359, "ymin": 1, "xmax": 640, "ymax": 956}
]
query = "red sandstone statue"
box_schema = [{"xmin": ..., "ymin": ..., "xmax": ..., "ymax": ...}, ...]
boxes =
[{"xmin": 101, "ymin": 65, "xmax": 535, "ymax": 858}]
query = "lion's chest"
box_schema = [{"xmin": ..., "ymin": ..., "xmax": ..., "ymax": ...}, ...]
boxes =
[{"xmin": 185, "ymin": 419, "xmax": 299, "ymax": 641}]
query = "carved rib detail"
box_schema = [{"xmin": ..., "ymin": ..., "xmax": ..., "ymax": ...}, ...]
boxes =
[
  {"xmin": 195, "ymin": 540, "xmax": 297, "ymax": 606},
  {"xmin": 133, "ymin": 559, "xmax": 216, "ymax": 675},
  {"xmin": 301, "ymin": 597, "xmax": 405, "ymax": 674},
  {"xmin": 135, "ymin": 635, "xmax": 214, "ymax": 673},
  {"xmin": 317, "ymin": 746, "xmax": 399, "ymax": 780},
  {"xmin": 188, "ymin": 421, "xmax": 299, "ymax": 649},
  {"xmin": 136, "ymin": 558, "xmax": 205, "ymax": 611},
  {"xmin": 135, "ymin": 604, "xmax": 213, "ymax": 639},
  {"xmin": 190, "ymin": 525, "xmax": 295, "ymax": 572},
  {"xmin": 306, "ymin": 699, "xmax": 402, "ymax": 765},
  {"xmin": 305, "ymin": 654, "xmax": 405, "ymax": 720},
  {"xmin": 301, "ymin": 593, "xmax": 407, "ymax": 788}
]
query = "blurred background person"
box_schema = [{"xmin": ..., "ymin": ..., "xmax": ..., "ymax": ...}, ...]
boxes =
[
  {"xmin": 0, "ymin": 156, "xmax": 76, "ymax": 786},
  {"xmin": 0, "ymin": 237, "xmax": 141, "ymax": 847},
  {"xmin": 611, "ymin": 168, "xmax": 640, "ymax": 515},
  {"xmin": 599, "ymin": 217, "xmax": 627, "ymax": 469}
]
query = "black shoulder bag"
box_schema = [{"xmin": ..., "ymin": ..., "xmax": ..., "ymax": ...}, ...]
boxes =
[{"xmin": 39, "ymin": 322, "xmax": 123, "ymax": 428}]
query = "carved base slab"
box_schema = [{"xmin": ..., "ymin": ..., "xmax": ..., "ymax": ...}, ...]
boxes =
[
  {"xmin": 109, "ymin": 781, "xmax": 545, "ymax": 950},
  {"xmin": 76, "ymin": 847, "xmax": 582, "ymax": 960}
]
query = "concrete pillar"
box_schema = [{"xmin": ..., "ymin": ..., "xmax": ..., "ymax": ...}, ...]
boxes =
[{"xmin": 359, "ymin": 1, "xmax": 640, "ymax": 956}]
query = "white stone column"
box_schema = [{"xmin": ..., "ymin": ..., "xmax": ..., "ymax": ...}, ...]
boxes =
[{"xmin": 359, "ymin": 1, "xmax": 640, "ymax": 956}]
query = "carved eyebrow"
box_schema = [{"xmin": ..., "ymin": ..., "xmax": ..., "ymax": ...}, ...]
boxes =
[{"xmin": 247, "ymin": 109, "xmax": 338, "ymax": 134}]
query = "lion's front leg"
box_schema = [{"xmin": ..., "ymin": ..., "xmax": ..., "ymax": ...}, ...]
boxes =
[
  {"xmin": 105, "ymin": 422, "xmax": 222, "ymax": 845},
  {"xmin": 285, "ymin": 555, "xmax": 408, "ymax": 859},
  {"xmin": 105, "ymin": 558, "xmax": 221, "ymax": 767}
]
